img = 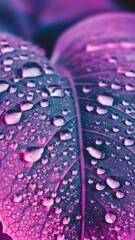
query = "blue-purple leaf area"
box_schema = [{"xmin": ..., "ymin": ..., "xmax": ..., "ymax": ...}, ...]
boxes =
[{"xmin": 0, "ymin": 13, "xmax": 135, "ymax": 240}]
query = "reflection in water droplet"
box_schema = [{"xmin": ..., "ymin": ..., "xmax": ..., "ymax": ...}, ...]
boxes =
[
  {"xmin": 4, "ymin": 111, "xmax": 22, "ymax": 125},
  {"xmin": 106, "ymin": 177, "xmax": 120, "ymax": 189},
  {"xmin": 97, "ymin": 94, "xmax": 114, "ymax": 106},
  {"xmin": 22, "ymin": 62, "xmax": 43, "ymax": 78},
  {"xmin": 23, "ymin": 147, "xmax": 44, "ymax": 163},
  {"xmin": 53, "ymin": 116, "xmax": 65, "ymax": 127},
  {"xmin": 86, "ymin": 146, "xmax": 105, "ymax": 159},
  {"xmin": 105, "ymin": 212, "xmax": 117, "ymax": 223}
]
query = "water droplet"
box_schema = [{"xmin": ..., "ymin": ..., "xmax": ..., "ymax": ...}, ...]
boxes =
[
  {"xmin": 40, "ymin": 99, "xmax": 49, "ymax": 108},
  {"xmin": 47, "ymin": 85, "xmax": 64, "ymax": 97},
  {"xmin": 86, "ymin": 104, "xmax": 94, "ymax": 112},
  {"xmin": 60, "ymin": 130, "xmax": 72, "ymax": 140},
  {"xmin": 106, "ymin": 177, "xmax": 120, "ymax": 189},
  {"xmin": 86, "ymin": 146, "xmax": 105, "ymax": 160},
  {"xmin": 22, "ymin": 62, "xmax": 43, "ymax": 78},
  {"xmin": 20, "ymin": 101, "xmax": 33, "ymax": 111},
  {"xmin": 96, "ymin": 107, "xmax": 108, "ymax": 115},
  {"xmin": 124, "ymin": 138, "xmax": 134, "ymax": 146},
  {"xmin": 96, "ymin": 182, "xmax": 105, "ymax": 191},
  {"xmin": 23, "ymin": 147, "xmax": 44, "ymax": 163},
  {"xmin": 56, "ymin": 234, "xmax": 65, "ymax": 240},
  {"xmin": 53, "ymin": 116, "xmax": 65, "ymax": 127},
  {"xmin": 4, "ymin": 111, "xmax": 22, "ymax": 125},
  {"xmin": 3, "ymin": 57, "xmax": 13, "ymax": 65},
  {"xmin": 62, "ymin": 217, "xmax": 70, "ymax": 225},
  {"xmin": 42, "ymin": 198, "xmax": 54, "ymax": 208},
  {"xmin": 13, "ymin": 194, "xmax": 22, "ymax": 203},
  {"xmin": 125, "ymin": 70, "xmax": 135, "ymax": 77},
  {"xmin": 96, "ymin": 167, "xmax": 105, "ymax": 175},
  {"xmin": 97, "ymin": 94, "xmax": 114, "ymax": 106},
  {"xmin": 105, "ymin": 212, "xmax": 117, "ymax": 224},
  {"xmin": 116, "ymin": 191, "xmax": 125, "ymax": 199},
  {"xmin": 0, "ymin": 81, "xmax": 9, "ymax": 93}
]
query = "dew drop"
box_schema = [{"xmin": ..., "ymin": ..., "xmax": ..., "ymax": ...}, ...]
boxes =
[
  {"xmin": 86, "ymin": 104, "xmax": 94, "ymax": 112},
  {"xmin": 40, "ymin": 99, "xmax": 49, "ymax": 108},
  {"xmin": 60, "ymin": 130, "xmax": 72, "ymax": 140},
  {"xmin": 53, "ymin": 116, "xmax": 65, "ymax": 127},
  {"xmin": 106, "ymin": 177, "xmax": 120, "ymax": 189},
  {"xmin": 0, "ymin": 81, "xmax": 9, "ymax": 93},
  {"xmin": 62, "ymin": 217, "xmax": 70, "ymax": 225},
  {"xmin": 86, "ymin": 146, "xmax": 105, "ymax": 159},
  {"xmin": 116, "ymin": 191, "xmax": 125, "ymax": 199},
  {"xmin": 96, "ymin": 107, "xmax": 108, "ymax": 115},
  {"xmin": 23, "ymin": 147, "xmax": 44, "ymax": 163},
  {"xmin": 96, "ymin": 182, "xmax": 105, "ymax": 191},
  {"xmin": 22, "ymin": 62, "xmax": 43, "ymax": 78},
  {"xmin": 4, "ymin": 111, "xmax": 22, "ymax": 125},
  {"xmin": 42, "ymin": 198, "xmax": 54, "ymax": 207},
  {"xmin": 105, "ymin": 212, "xmax": 117, "ymax": 224},
  {"xmin": 97, "ymin": 94, "xmax": 114, "ymax": 106},
  {"xmin": 13, "ymin": 194, "xmax": 22, "ymax": 203},
  {"xmin": 96, "ymin": 167, "xmax": 105, "ymax": 175},
  {"xmin": 47, "ymin": 85, "xmax": 64, "ymax": 97},
  {"xmin": 20, "ymin": 101, "xmax": 33, "ymax": 111},
  {"xmin": 124, "ymin": 138, "xmax": 134, "ymax": 146}
]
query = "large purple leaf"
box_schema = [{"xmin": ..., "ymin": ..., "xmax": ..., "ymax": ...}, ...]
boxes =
[{"xmin": 0, "ymin": 13, "xmax": 135, "ymax": 240}]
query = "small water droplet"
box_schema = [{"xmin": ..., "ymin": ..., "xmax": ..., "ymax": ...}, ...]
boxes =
[
  {"xmin": 13, "ymin": 194, "xmax": 22, "ymax": 203},
  {"xmin": 20, "ymin": 101, "xmax": 33, "ymax": 111},
  {"xmin": 47, "ymin": 85, "xmax": 64, "ymax": 97},
  {"xmin": 60, "ymin": 130, "xmax": 72, "ymax": 140},
  {"xmin": 86, "ymin": 146, "xmax": 105, "ymax": 160},
  {"xmin": 42, "ymin": 198, "xmax": 54, "ymax": 208},
  {"xmin": 97, "ymin": 94, "xmax": 114, "ymax": 106},
  {"xmin": 86, "ymin": 104, "xmax": 94, "ymax": 112},
  {"xmin": 96, "ymin": 182, "xmax": 105, "ymax": 191},
  {"xmin": 106, "ymin": 177, "xmax": 120, "ymax": 189},
  {"xmin": 105, "ymin": 212, "xmax": 117, "ymax": 224},
  {"xmin": 62, "ymin": 217, "xmax": 70, "ymax": 225},
  {"xmin": 124, "ymin": 138, "xmax": 134, "ymax": 146},
  {"xmin": 4, "ymin": 110, "xmax": 22, "ymax": 125},
  {"xmin": 0, "ymin": 81, "xmax": 9, "ymax": 93},
  {"xmin": 96, "ymin": 107, "xmax": 108, "ymax": 115},
  {"xmin": 23, "ymin": 147, "xmax": 44, "ymax": 163},
  {"xmin": 96, "ymin": 167, "xmax": 105, "ymax": 175},
  {"xmin": 53, "ymin": 116, "xmax": 65, "ymax": 127},
  {"xmin": 22, "ymin": 62, "xmax": 43, "ymax": 78},
  {"xmin": 40, "ymin": 99, "xmax": 49, "ymax": 108},
  {"xmin": 116, "ymin": 191, "xmax": 125, "ymax": 199}
]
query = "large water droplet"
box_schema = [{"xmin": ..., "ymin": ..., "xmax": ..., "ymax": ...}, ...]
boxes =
[
  {"xmin": 4, "ymin": 110, "xmax": 22, "ymax": 125},
  {"xmin": 106, "ymin": 177, "xmax": 120, "ymax": 189},
  {"xmin": 97, "ymin": 94, "xmax": 114, "ymax": 106},
  {"xmin": 53, "ymin": 116, "xmax": 65, "ymax": 127},
  {"xmin": 23, "ymin": 147, "xmax": 44, "ymax": 163},
  {"xmin": 105, "ymin": 212, "xmax": 117, "ymax": 223},
  {"xmin": 86, "ymin": 146, "xmax": 105, "ymax": 159},
  {"xmin": 22, "ymin": 62, "xmax": 43, "ymax": 78}
]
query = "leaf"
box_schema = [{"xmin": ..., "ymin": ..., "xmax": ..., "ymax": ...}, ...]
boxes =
[{"xmin": 1, "ymin": 12, "xmax": 135, "ymax": 240}]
